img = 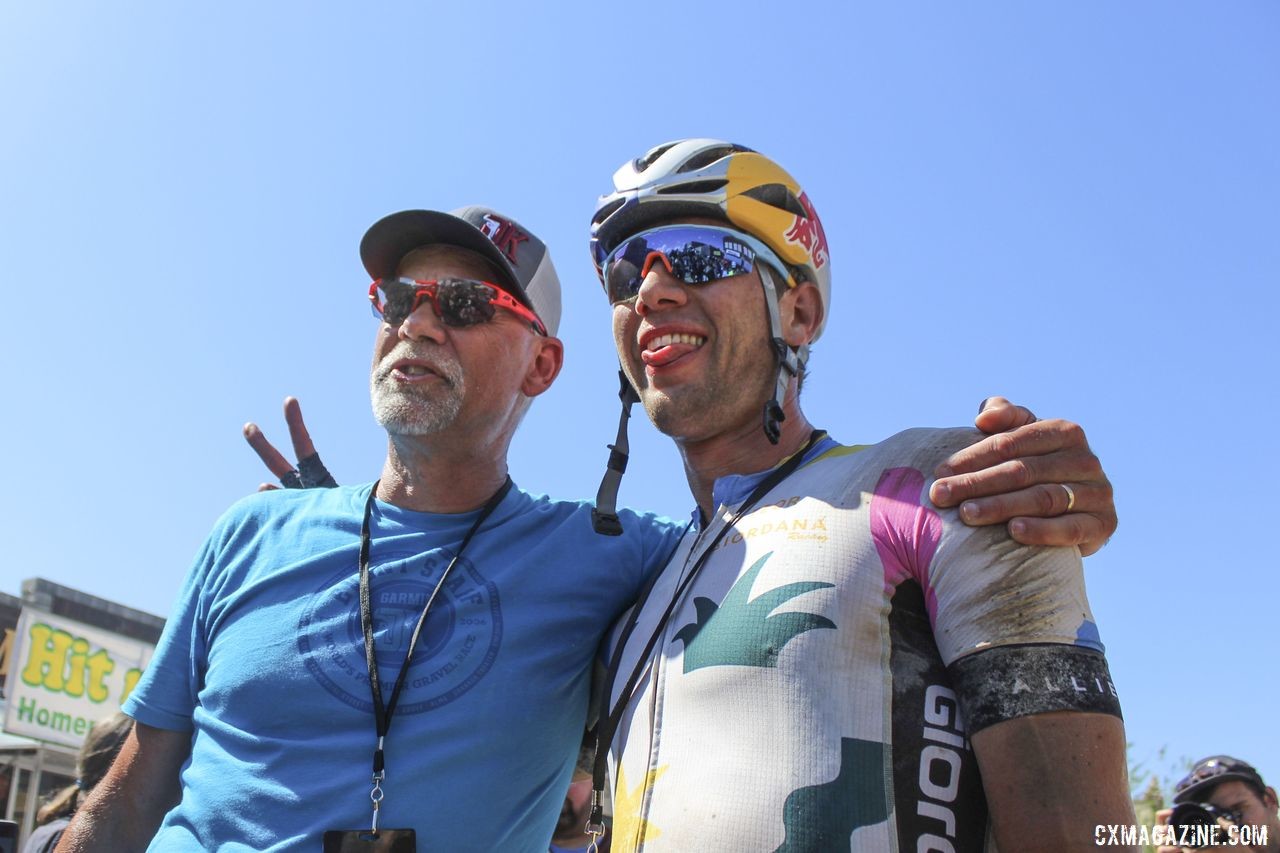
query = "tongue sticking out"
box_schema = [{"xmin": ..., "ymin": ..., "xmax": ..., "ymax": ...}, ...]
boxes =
[{"xmin": 642, "ymin": 340, "xmax": 701, "ymax": 367}]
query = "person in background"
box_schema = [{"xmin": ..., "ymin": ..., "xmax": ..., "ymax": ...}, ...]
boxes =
[
  {"xmin": 550, "ymin": 735, "xmax": 609, "ymax": 853},
  {"xmin": 23, "ymin": 713, "xmax": 132, "ymax": 853},
  {"xmin": 1157, "ymin": 756, "xmax": 1279, "ymax": 853}
]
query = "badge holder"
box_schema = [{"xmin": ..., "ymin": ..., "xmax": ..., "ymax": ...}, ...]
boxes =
[
  {"xmin": 322, "ymin": 761, "xmax": 416, "ymax": 851},
  {"xmin": 321, "ymin": 829, "xmax": 416, "ymax": 852}
]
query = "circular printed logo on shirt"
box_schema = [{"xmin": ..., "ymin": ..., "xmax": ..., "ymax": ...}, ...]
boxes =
[{"xmin": 297, "ymin": 545, "xmax": 502, "ymax": 713}]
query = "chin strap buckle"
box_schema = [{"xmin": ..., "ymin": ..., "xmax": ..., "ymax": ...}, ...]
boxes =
[{"xmin": 763, "ymin": 334, "xmax": 807, "ymax": 445}]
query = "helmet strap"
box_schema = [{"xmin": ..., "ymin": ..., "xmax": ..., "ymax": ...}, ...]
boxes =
[
  {"xmin": 592, "ymin": 368, "xmax": 641, "ymax": 535},
  {"xmin": 759, "ymin": 265, "xmax": 808, "ymax": 445}
]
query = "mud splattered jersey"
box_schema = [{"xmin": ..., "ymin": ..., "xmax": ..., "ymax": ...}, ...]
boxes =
[{"xmin": 605, "ymin": 428, "xmax": 1116, "ymax": 853}]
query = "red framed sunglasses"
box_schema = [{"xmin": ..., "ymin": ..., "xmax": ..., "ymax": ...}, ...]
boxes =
[{"xmin": 369, "ymin": 277, "xmax": 547, "ymax": 336}]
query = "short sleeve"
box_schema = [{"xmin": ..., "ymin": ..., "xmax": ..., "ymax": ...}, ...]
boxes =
[
  {"xmin": 121, "ymin": 528, "xmax": 220, "ymax": 731},
  {"xmin": 866, "ymin": 427, "xmax": 1103, "ymax": 665},
  {"xmin": 927, "ymin": 520, "xmax": 1101, "ymax": 665},
  {"xmin": 616, "ymin": 509, "xmax": 685, "ymax": 591}
]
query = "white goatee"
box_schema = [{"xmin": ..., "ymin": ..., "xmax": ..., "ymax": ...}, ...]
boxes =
[{"xmin": 370, "ymin": 345, "xmax": 466, "ymax": 435}]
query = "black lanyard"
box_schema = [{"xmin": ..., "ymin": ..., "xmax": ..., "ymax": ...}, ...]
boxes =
[
  {"xmin": 358, "ymin": 476, "xmax": 512, "ymax": 830},
  {"xmin": 585, "ymin": 430, "xmax": 826, "ymax": 840}
]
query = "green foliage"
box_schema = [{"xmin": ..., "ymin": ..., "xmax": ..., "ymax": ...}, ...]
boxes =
[{"xmin": 1128, "ymin": 743, "xmax": 1196, "ymax": 853}]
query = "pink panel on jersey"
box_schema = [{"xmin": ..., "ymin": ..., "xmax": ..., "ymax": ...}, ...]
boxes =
[{"xmin": 870, "ymin": 467, "xmax": 943, "ymax": 625}]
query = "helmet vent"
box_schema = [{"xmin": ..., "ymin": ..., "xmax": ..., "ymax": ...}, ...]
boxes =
[
  {"xmin": 656, "ymin": 179, "xmax": 728, "ymax": 195},
  {"xmin": 742, "ymin": 184, "xmax": 806, "ymax": 216},
  {"xmin": 677, "ymin": 145, "xmax": 746, "ymax": 173},
  {"xmin": 592, "ymin": 197, "xmax": 626, "ymax": 226},
  {"xmin": 637, "ymin": 143, "xmax": 678, "ymax": 172}
]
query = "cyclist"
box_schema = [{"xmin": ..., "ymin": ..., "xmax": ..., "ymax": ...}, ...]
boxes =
[{"xmin": 587, "ymin": 139, "xmax": 1133, "ymax": 852}]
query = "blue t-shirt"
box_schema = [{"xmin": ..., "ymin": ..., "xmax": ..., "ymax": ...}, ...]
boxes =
[{"xmin": 124, "ymin": 483, "xmax": 679, "ymax": 852}]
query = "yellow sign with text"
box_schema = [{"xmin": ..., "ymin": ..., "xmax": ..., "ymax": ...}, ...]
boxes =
[{"xmin": 2, "ymin": 608, "xmax": 154, "ymax": 747}]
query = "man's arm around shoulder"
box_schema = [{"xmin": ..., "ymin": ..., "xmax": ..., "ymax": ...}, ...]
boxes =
[
  {"xmin": 56, "ymin": 721, "xmax": 189, "ymax": 852},
  {"xmin": 973, "ymin": 711, "xmax": 1136, "ymax": 853}
]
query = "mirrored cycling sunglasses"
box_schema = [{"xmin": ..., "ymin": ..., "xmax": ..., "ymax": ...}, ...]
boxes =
[
  {"xmin": 602, "ymin": 224, "xmax": 797, "ymax": 306},
  {"xmin": 369, "ymin": 277, "xmax": 547, "ymax": 336}
]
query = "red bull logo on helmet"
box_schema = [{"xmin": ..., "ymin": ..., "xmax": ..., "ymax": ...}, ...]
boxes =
[{"xmin": 783, "ymin": 192, "xmax": 829, "ymax": 269}]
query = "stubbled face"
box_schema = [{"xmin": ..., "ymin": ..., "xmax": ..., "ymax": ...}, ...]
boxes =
[
  {"xmin": 611, "ymin": 252, "xmax": 776, "ymax": 443},
  {"xmin": 1203, "ymin": 782, "xmax": 1280, "ymax": 852},
  {"xmin": 370, "ymin": 246, "xmax": 529, "ymax": 437}
]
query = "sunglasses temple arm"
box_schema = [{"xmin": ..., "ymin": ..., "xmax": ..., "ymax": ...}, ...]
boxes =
[
  {"xmin": 592, "ymin": 370, "xmax": 641, "ymax": 535},
  {"xmin": 760, "ymin": 266, "xmax": 807, "ymax": 445}
]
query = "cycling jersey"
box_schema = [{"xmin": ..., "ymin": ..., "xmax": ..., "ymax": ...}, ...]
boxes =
[{"xmin": 605, "ymin": 428, "xmax": 1118, "ymax": 853}]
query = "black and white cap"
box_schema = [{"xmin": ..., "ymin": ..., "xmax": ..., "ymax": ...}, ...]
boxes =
[
  {"xmin": 1174, "ymin": 756, "xmax": 1268, "ymax": 803},
  {"xmin": 360, "ymin": 205, "xmax": 562, "ymax": 336}
]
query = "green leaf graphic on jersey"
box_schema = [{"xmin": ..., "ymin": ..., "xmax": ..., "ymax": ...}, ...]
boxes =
[
  {"xmin": 774, "ymin": 737, "xmax": 889, "ymax": 852},
  {"xmin": 674, "ymin": 551, "xmax": 835, "ymax": 672}
]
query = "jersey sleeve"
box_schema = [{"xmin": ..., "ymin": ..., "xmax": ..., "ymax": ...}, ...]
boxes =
[
  {"xmin": 869, "ymin": 427, "xmax": 1120, "ymax": 733},
  {"xmin": 928, "ymin": 512, "xmax": 1101, "ymax": 660}
]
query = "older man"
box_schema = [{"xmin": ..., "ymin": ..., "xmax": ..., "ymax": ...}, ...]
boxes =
[
  {"xmin": 586, "ymin": 139, "xmax": 1133, "ymax": 852},
  {"xmin": 59, "ymin": 208, "xmax": 681, "ymax": 851}
]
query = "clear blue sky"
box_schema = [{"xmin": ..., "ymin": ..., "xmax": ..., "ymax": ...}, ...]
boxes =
[{"xmin": 2, "ymin": 2, "xmax": 1276, "ymax": 794}]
